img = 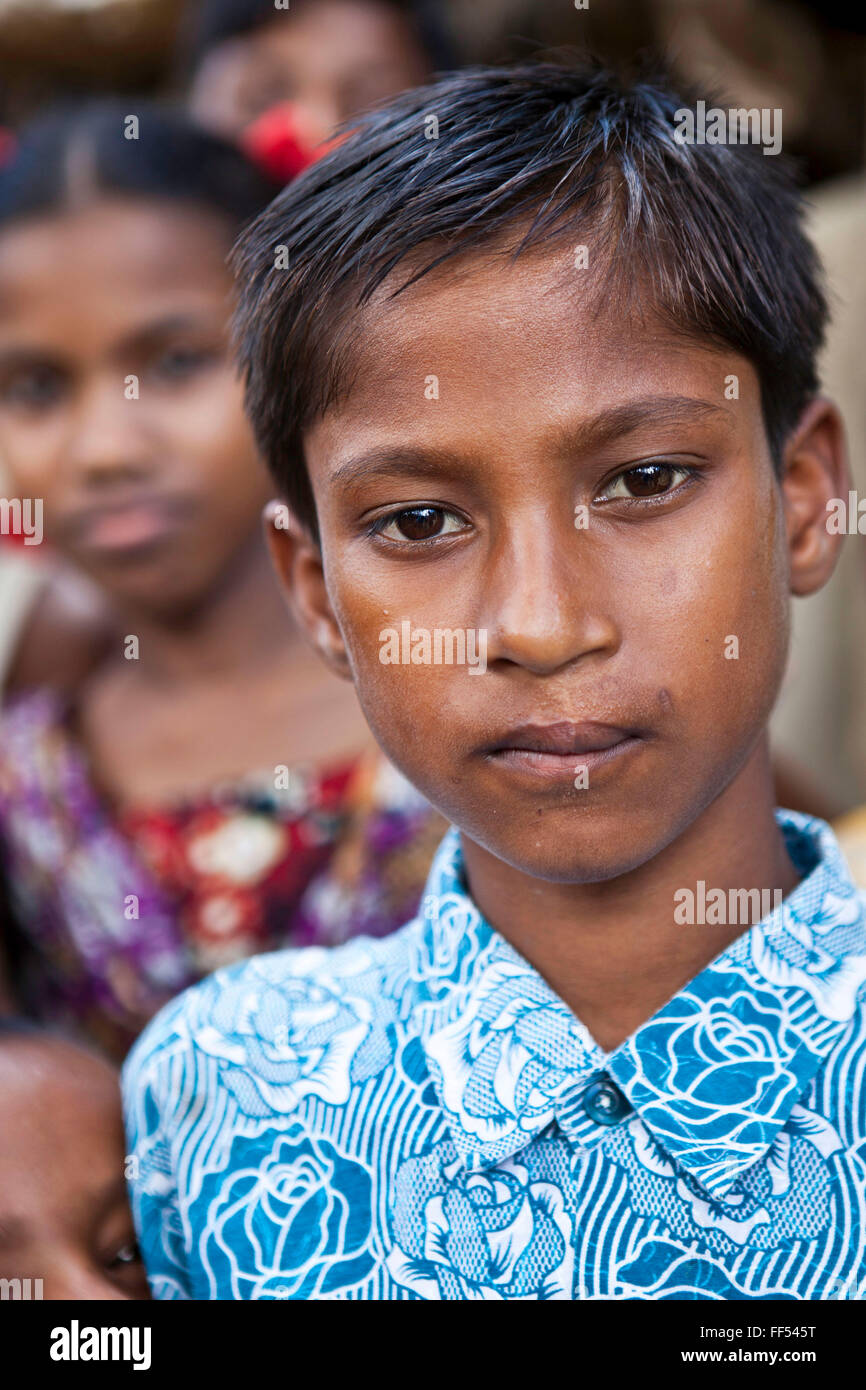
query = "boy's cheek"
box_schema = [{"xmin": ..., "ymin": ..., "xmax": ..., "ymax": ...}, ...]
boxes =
[
  {"xmin": 345, "ymin": 651, "xmax": 477, "ymax": 798},
  {"xmin": 663, "ymin": 541, "xmax": 789, "ymax": 742},
  {"xmin": 353, "ymin": 652, "xmax": 464, "ymax": 733}
]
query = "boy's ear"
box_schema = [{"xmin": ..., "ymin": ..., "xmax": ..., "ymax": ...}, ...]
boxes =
[
  {"xmin": 263, "ymin": 501, "xmax": 352, "ymax": 679},
  {"xmin": 781, "ymin": 398, "xmax": 850, "ymax": 597}
]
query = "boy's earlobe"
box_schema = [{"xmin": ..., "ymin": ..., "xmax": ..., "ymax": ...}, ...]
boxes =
[
  {"xmin": 262, "ymin": 501, "xmax": 353, "ymax": 678},
  {"xmin": 781, "ymin": 398, "xmax": 850, "ymax": 597}
]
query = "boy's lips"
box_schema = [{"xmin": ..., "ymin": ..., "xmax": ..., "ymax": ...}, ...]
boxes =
[{"xmin": 482, "ymin": 721, "xmax": 645, "ymax": 781}]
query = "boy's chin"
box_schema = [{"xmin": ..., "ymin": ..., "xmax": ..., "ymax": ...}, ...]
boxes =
[{"xmin": 463, "ymin": 810, "xmax": 679, "ymax": 886}]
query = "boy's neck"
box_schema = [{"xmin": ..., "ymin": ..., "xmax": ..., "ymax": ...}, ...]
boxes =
[{"xmin": 459, "ymin": 740, "xmax": 800, "ymax": 1054}]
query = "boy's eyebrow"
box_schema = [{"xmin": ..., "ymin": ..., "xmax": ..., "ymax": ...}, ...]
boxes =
[
  {"xmin": 331, "ymin": 445, "xmax": 475, "ymax": 487},
  {"xmin": 331, "ymin": 395, "xmax": 731, "ymax": 486},
  {"xmin": 551, "ymin": 395, "xmax": 731, "ymax": 455}
]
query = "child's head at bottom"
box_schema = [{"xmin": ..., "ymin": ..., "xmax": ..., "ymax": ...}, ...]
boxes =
[
  {"xmin": 234, "ymin": 60, "xmax": 848, "ymax": 888},
  {"xmin": 0, "ymin": 1020, "xmax": 149, "ymax": 1299}
]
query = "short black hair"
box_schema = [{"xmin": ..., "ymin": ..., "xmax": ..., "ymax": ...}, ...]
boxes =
[
  {"xmin": 0, "ymin": 1015, "xmax": 46, "ymax": 1041},
  {"xmin": 232, "ymin": 59, "xmax": 828, "ymax": 536},
  {"xmin": 182, "ymin": 0, "xmax": 456, "ymax": 76},
  {"xmin": 0, "ymin": 98, "xmax": 280, "ymax": 234},
  {"xmin": 0, "ymin": 1014, "xmax": 111, "ymax": 1065}
]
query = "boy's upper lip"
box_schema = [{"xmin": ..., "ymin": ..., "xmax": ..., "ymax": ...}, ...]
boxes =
[{"xmin": 484, "ymin": 720, "xmax": 641, "ymax": 755}]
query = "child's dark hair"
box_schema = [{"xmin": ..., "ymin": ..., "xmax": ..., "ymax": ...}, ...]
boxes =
[
  {"xmin": 0, "ymin": 99, "xmax": 280, "ymax": 235},
  {"xmin": 181, "ymin": 0, "xmax": 456, "ymax": 78},
  {"xmin": 0, "ymin": 1014, "xmax": 111, "ymax": 1065},
  {"xmin": 232, "ymin": 59, "xmax": 828, "ymax": 538},
  {"xmin": 0, "ymin": 1015, "xmax": 47, "ymax": 1042}
]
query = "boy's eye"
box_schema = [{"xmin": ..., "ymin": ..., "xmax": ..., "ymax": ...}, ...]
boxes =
[
  {"xmin": 374, "ymin": 506, "xmax": 465, "ymax": 543},
  {"xmin": 595, "ymin": 462, "xmax": 691, "ymax": 502},
  {"xmin": 0, "ymin": 364, "xmax": 66, "ymax": 411}
]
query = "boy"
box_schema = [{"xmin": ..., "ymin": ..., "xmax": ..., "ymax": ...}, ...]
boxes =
[{"xmin": 123, "ymin": 62, "xmax": 865, "ymax": 1300}]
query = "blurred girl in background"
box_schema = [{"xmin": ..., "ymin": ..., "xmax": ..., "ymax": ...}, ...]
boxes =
[
  {"xmin": 183, "ymin": 0, "xmax": 451, "ymax": 146},
  {"xmin": 0, "ymin": 103, "xmax": 441, "ymax": 1058}
]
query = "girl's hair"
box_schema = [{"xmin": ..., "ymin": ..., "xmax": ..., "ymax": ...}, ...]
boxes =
[
  {"xmin": 0, "ymin": 1014, "xmax": 115, "ymax": 1066},
  {"xmin": 180, "ymin": 0, "xmax": 456, "ymax": 79},
  {"xmin": 0, "ymin": 99, "xmax": 281, "ymax": 233},
  {"xmin": 0, "ymin": 1014, "xmax": 48, "ymax": 1040}
]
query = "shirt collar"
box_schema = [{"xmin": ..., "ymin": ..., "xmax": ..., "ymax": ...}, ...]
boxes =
[{"xmin": 415, "ymin": 811, "xmax": 866, "ymax": 1199}]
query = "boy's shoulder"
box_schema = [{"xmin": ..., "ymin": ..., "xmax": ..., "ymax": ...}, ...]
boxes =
[
  {"xmin": 122, "ymin": 826, "xmax": 477, "ymax": 1114},
  {"xmin": 122, "ymin": 915, "xmax": 431, "ymax": 1113}
]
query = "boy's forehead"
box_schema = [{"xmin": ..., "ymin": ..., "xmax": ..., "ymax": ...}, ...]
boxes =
[
  {"xmin": 307, "ymin": 247, "xmax": 760, "ymax": 462},
  {"xmin": 357, "ymin": 242, "xmax": 625, "ymax": 356}
]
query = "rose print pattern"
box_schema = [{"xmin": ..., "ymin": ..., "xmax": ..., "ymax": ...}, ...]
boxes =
[
  {"xmin": 387, "ymin": 1145, "xmax": 574, "ymax": 1299},
  {"xmin": 200, "ymin": 1127, "xmax": 376, "ymax": 1299},
  {"xmin": 124, "ymin": 811, "xmax": 866, "ymax": 1299}
]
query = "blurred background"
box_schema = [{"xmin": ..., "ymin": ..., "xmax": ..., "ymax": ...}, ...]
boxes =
[{"xmin": 0, "ymin": 0, "xmax": 861, "ymax": 178}]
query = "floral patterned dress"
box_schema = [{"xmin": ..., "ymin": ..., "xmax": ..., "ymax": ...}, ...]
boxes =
[{"xmin": 0, "ymin": 690, "xmax": 444, "ymax": 1058}]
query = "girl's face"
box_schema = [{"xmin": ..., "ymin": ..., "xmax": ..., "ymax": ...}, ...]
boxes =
[
  {"xmin": 0, "ymin": 1037, "xmax": 149, "ymax": 1300},
  {"xmin": 189, "ymin": 0, "xmax": 430, "ymax": 142},
  {"xmin": 0, "ymin": 197, "xmax": 272, "ymax": 617}
]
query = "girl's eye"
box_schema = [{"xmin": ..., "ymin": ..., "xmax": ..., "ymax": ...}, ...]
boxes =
[
  {"xmin": 0, "ymin": 364, "xmax": 65, "ymax": 411},
  {"xmin": 149, "ymin": 346, "xmax": 218, "ymax": 383},
  {"xmin": 595, "ymin": 462, "xmax": 690, "ymax": 502},
  {"xmin": 374, "ymin": 506, "xmax": 465, "ymax": 543}
]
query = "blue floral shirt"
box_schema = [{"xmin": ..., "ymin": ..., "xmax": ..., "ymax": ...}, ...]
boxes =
[{"xmin": 122, "ymin": 811, "xmax": 866, "ymax": 1300}]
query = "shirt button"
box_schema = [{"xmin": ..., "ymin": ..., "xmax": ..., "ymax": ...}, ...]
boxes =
[{"xmin": 583, "ymin": 1077, "xmax": 630, "ymax": 1126}]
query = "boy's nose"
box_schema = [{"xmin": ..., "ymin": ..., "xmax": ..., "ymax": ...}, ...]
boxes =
[{"xmin": 479, "ymin": 525, "xmax": 620, "ymax": 674}]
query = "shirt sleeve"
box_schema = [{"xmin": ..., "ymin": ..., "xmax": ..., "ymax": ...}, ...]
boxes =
[{"xmin": 121, "ymin": 995, "xmax": 197, "ymax": 1300}]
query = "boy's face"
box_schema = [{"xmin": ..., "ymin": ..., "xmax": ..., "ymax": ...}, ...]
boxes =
[
  {"xmin": 0, "ymin": 1038, "xmax": 149, "ymax": 1299},
  {"xmin": 279, "ymin": 249, "xmax": 843, "ymax": 884}
]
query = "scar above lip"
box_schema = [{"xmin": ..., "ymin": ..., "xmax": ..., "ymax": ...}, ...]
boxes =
[{"xmin": 658, "ymin": 687, "xmax": 673, "ymax": 712}]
